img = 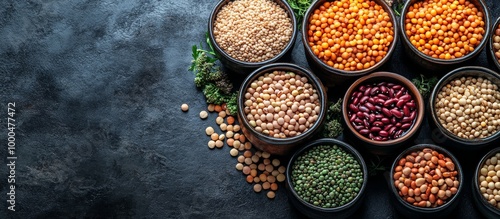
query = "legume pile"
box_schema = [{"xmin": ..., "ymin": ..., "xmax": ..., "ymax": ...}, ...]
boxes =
[
  {"xmin": 435, "ymin": 76, "xmax": 500, "ymax": 139},
  {"xmin": 307, "ymin": 0, "xmax": 394, "ymax": 71},
  {"xmin": 291, "ymin": 144, "xmax": 364, "ymax": 208},
  {"xmin": 213, "ymin": 0, "xmax": 293, "ymax": 62},
  {"xmin": 393, "ymin": 148, "xmax": 460, "ymax": 208},
  {"xmin": 404, "ymin": 0, "xmax": 485, "ymax": 60},
  {"xmin": 203, "ymin": 103, "xmax": 287, "ymax": 199},
  {"xmin": 493, "ymin": 25, "xmax": 500, "ymax": 63},
  {"xmin": 348, "ymin": 82, "xmax": 418, "ymax": 141},
  {"xmin": 243, "ymin": 71, "xmax": 320, "ymax": 138},
  {"xmin": 478, "ymin": 152, "xmax": 500, "ymax": 209}
]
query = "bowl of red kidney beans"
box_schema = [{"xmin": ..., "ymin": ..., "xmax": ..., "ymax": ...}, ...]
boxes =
[{"xmin": 342, "ymin": 72, "xmax": 425, "ymax": 155}]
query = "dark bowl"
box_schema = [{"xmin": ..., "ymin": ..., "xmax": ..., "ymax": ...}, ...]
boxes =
[
  {"xmin": 301, "ymin": 0, "xmax": 398, "ymax": 87},
  {"xmin": 472, "ymin": 147, "xmax": 500, "ymax": 219},
  {"xmin": 399, "ymin": 0, "xmax": 491, "ymax": 73},
  {"xmin": 237, "ymin": 63, "xmax": 327, "ymax": 155},
  {"xmin": 428, "ymin": 66, "xmax": 500, "ymax": 151},
  {"xmin": 389, "ymin": 144, "xmax": 464, "ymax": 219},
  {"xmin": 285, "ymin": 138, "xmax": 368, "ymax": 219},
  {"xmin": 342, "ymin": 72, "xmax": 425, "ymax": 156},
  {"xmin": 488, "ymin": 16, "xmax": 500, "ymax": 71},
  {"xmin": 208, "ymin": 0, "xmax": 297, "ymax": 75}
]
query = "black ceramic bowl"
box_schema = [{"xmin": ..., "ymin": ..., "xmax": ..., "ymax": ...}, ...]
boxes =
[
  {"xmin": 208, "ymin": 0, "xmax": 297, "ymax": 75},
  {"xmin": 301, "ymin": 0, "xmax": 398, "ymax": 87},
  {"xmin": 389, "ymin": 144, "xmax": 464, "ymax": 219},
  {"xmin": 285, "ymin": 138, "xmax": 368, "ymax": 219},
  {"xmin": 428, "ymin": 66, "xmax": 500, "ymax": 151},
  {"xmin": 237, "ymin": 63, "xmax": 327, "ymax": 155},
  {"xmin": 342, "ymin": 72, "xmax": 425, "ymax": 156},
  {"xmin": 488, "ymin": 16, "xmax": 500, "ymax": 71},
  {"xmin": 400, "ymin": 0, "xmax": 491, "ymax": 72},
  {"xmin": 472, "ymin": 147, "xmax": 500, "ymax": 218}
]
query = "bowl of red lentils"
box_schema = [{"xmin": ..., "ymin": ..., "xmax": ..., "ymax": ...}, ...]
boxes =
[
  {"xmin": 400, "ymin": 0, "xmax": 490, "ymax": 71},
  {"xmin": 208, "ymin": 0, "xmax": 297, "ymax": 74},
  {"xmin": 342, "ymin": 71, "xmax": 425, "ymax": 155},
  {"xmin": 488, "ymin": 16, "xmax": 500, "ymax": 71},
  {"xmin": 429, "ymin": 66, "xmax": 500, "ymax": 150},
  {"xmin": 237, "ymin": 63, "xmax": 327, "ymax": 155},
  {"xmin": 302, "ymin": 0, "xmax": 398, "ymax": 87},
  {"xmin": 389, "ymin": 144, "xmax": 463, "ymax": 218},
  {"xmin": 472, "ymin": 147, "xmax": 500, "ymax": 218}
]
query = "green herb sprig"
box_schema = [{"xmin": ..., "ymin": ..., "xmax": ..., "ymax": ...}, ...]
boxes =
[{"xmin": 412, "ymin": 74, "xmax": 438, "ymax": 99}]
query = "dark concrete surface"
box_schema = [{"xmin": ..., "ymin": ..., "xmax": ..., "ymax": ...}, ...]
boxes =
[{"xmin": 0, "ymin": 0, "xmax": 499, "ymax": 218}]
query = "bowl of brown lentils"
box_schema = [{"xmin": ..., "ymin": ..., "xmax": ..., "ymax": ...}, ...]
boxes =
[
  {"xmin": 429, "ymin": 66, "xmax": 500, "ymax": 150},
  {"xmin": 208, "ymin": 0, "xmax": 297, "ymax": 74},
  {"xmin": 489, "ymin": 16, "xmax": 500, "ymax": 71},
  {"xmin": 237, "ymin": 63, "xmax": 327, "ymax": 155},
  {"xmin": 302, "ymin": 0, "xmax": 398, "ymax": 87},
  {"xmin": 342, "ymin": 71, "xmax": 425, "ymax": 155},
  {"xmin": 390, "ymin": 144, "xmax": 463, "ymax": 219},
  {"xmin": 400, "ymin": 0, "xmax": 491, "ymax": 71},
  {"xmin": 472, "ymin": 147, "xmax": 500, "ymax": 218}
]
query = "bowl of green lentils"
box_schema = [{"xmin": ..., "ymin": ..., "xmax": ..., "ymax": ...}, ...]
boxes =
[{"xmin": 285, "ymin": 138, "xmax": 368, "ymax": 219}]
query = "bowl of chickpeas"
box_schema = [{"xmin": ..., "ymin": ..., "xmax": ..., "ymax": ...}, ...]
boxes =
[
  {"xmin": 400, "ymin": 0, "xmax": 491, "ymax": 72},
  {"xmin": 208, "ymin": 0, "xmax": 298, "ymax": 75},
  {"xmin": 237, "ymin": 63, "xmax": 327, "ymax": 155},
  {"xmin": 488, "ymin": 16, "xmax": 500, "ymax": 71},
  {"xmin": 429, "ymin": 66, "xmax": 500, "ymax": 150},
  {"xmin": 301, "ymin": 0, "xmax": 398, "ymax": 87},
  {"xmin": 472, "ymin": 147, "xmax": 500, "ymax": 218}
]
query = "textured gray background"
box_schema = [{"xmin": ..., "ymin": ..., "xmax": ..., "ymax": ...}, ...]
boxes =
[{"xmin": 0, "ymin": 0, "xmax": 498, "ymax": 218}]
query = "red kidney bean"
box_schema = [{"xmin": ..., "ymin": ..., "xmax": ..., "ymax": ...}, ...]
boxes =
[
  {"xmin": 359, "ymin": 129, "xmax": 370, "ymax": 135},
  {"xmin": 373, "ymin": 121, "xmax": 384, "ymax": 127},
  {"xmin": 402, "ymin": 117, "xmax": 413, "ymax": 123},
  {"xmin": 365, "ymin": 102, "xmax": 376, "ymax": 111},
  {"xmin": 360, "ymin": 96, "xmax": 369, "ymax": 103},
  {"xmin": 354, "ymin": 118, "xmax": 363, "ymax": 124},
  {"xmin": 370, "ymin": 126, "xmax": 381, "ymax": 133},
  {"xmin": 401, "ymin": 123, "xmax": 412, "ymax": 129},
  {"xmin": 375, "ymin": 105, "xmax": 382, "ymax": 111},
  {"xmin": 384, "ymin": 124, "xmax": 393, "ymax": 131},
  {"xmin": 368, "ymin": 97, "xmax": 375, "ymax": 104},
  {"xmin": 395, "ymin": 130, "xmax": 404, "ymax": 137},
  {"xmin": 406, "ymin": 102, "xmax": 416, "ymax": 108},
  {"xmin": 375, "ymin": 114, "xmax": 384, "ymax": 119},
  {"xmin": 387, "ymin": 82, "xmax": 395, "ymax": 87},
  {"xmin": 410, "ymin": 111, "xmax": 417, "ymax": 120},
  {"xmin": 349, "ymin": 104, "xmax": 359, "ymax": 112},
  {"xmin": 377, "ymin": 93, "xmax": 389, "ymax": 100},
  {"xmin": 388, "ymin": 88, "xmax": 395, "ymax": 98},
  {"xmin": 396, "ymin": 99, "xmax": 407, "ymax": 108},
  {"xmin": 380, "ymin": 85, "xmax": 388, "ymax": 93},
  {"xmin": 400, "ymin": 94, "xmax": 411, "ymax": 102},
  {"xmin": 378, "ymin": 82, "xmax": 387, "ymax": 86},
  {"xmin": 369, "ymin": 114, "xmax": 376, "ymax": 123},
  {"xmin": 374, "ymin": 136, "xmax": 383, "ymax": 141},
  {"xmin": 392, "ymin": 85, "xmax": 402, "ymax": 90},
  {"xmin": 384, "ymin": 99, "xmax": 398, "ymax": 107},
  {"xmin": 403, "ymin": 105, "xmax": 410, "ymax": 117},
  {"xmin": 350, "ymin": 114, "xmax": 357, "ymax": 122},
  {"xmin": 369, "ymin": 133, "xmax": 374, "ymax": 139},
  {"xmin": 359, "ymin": 85, "xmax": 367, "ymax": 92},
  {"xmin": 376, "ymin": 98, "xmax": 385, "ymax": 105},
  {"xmin": 359, "ymin": 106, "xmax": 369, "ymax": 112},
  {"xmin": 382, "ymin": 108, "xmax": 392, "ymax": 117},
  {"xmin": 354, "ymin": 125, "xmax": 364, "ymax": 130},
  {"xmin": 391, "ymin": 117, "xmax": 397, "ymax": 124},
  {"xmin": 395, "ymin": 122, "xmax": 402, "ymax": 127},
  {"xmin": 390, "ymin": 109, "xmax": 403, "ymax": 118},
  {"xmin": 363, "ymin": 119, "xmax": 370, "ymax": 128},
  {"xmin": 389, "ymin": 126, "xmax": 397, "ymax": 135},
  {"xmin": 381, "ymin": 117, "xmax": 390, "ymax": 124},
  {"xmin": 364, "ymin": 87, "xmax": 372, "ymax": 96},
  {"xmin": 356, "ymin": 92, "xmax": 362, "ymax": 98},
  {"xmin": 352, "ymin": 97, "xmax": 360, "ymax": 105},
  {"xmin": 379, "ymin": 130, "xmax": 389, "ymax": 137},
  {"xmin": 370, "ymin": 87, "xmax": 379, "ymax": 95},
  {"xmin": 356, "ymin": 111, "xmax": 365, "ymax": 119}
]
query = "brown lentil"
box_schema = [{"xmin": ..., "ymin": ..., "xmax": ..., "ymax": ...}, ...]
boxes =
[
  {"xmin": 267, "ymin": 191, "xmax": 276, "ymax": 199},
  {"xmin": 478, "ymin": 152, "xmax": 500, "ymax": 209},
  {"xmin": 307, "ymin": 0, "xmax": 394, "ymax": 71},
  {"xmin": 213, "ymin": 0, "xmax": 292, "ymax": 62},
  {"xmin": 405, "ymin": 0, "xmax": 485, "ymax": 59},
  {"xmin": 435, "ymin": 77, "xmax": 500, "ymax": 139},
  {"xmin": 393, "ymin": 148, "xmax": 460, "ymax": 208},
  {"xmin": 244, "ymin": 71, "xmax": 320, "ymax": 138},
  {"xmin": 254, "ymin": 184, "xmax": 263, "ymax": 193}
]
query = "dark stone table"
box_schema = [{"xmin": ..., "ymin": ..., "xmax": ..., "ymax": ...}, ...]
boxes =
[{"xmin": 0, "ymin": 0, "xmax": 498, "ymax": 218}]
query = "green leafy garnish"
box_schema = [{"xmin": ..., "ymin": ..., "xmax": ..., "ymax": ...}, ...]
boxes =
[
  {"xmin": 320, "ymin": 98, "xmax": 344, "ymax": 138},
  {"xmin": 412, "ymin": 74, "xmax": 438, "ymax": 99},
  {"xmin": 287, "ymin": 0, "xmax": 313, "ymax": 28}
]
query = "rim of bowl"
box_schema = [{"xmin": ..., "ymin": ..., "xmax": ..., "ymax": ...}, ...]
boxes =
[
  {"xmin": 399, "ymin": 0, "xmax": 491, "ymax": 64},
  {"xmin": 342, "ymin": 71, "xmax": 425, "ymax": 146},
  {"xmin": 429, "ymin": 66, "xmax": 500, "ymax": 145},
  {"xmin": 389, "ymin": 144, "xmax": 464, "ymax": 212},
  {"xmin": 286, "ymin": 138, "xmax": 369, "ymax": 212},
  {"xmin": 301, "ymin": 0, "xmax": 399, "ymax": 76},
  {"xmin": 237, "ymin": 63, "xmax": 327, "ymax": 145},
  {"xmin": 473, "ymin": 147, "xmax": 500, "ymax": 214},
  {"xmin": 489, "ymin": 16, "xmax": 500, "ymax": 70},
  {"xmin": 208, "ymin": 0, "xmax": 298, "ymax": 68}
]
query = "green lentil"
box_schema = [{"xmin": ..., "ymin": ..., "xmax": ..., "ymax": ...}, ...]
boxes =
[{"xmin": 291, "ymin": 144, "xmax": 363, "ymax": 208}]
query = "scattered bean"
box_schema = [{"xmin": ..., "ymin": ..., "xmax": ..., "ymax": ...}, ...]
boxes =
[
  {"xmin": 230, "ymin": 148, "xmax": 239, "ymax": 157},
  {"xmin": 181, "ymin": 103, "xmax": 189, "ymax": 112}
]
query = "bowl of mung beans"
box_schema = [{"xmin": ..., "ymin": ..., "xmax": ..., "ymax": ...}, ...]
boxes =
[
  {"xmin": 389, "ymin": 144, "xmax": 463, "ymax": 219},
  {"xmin": 400, "ymin": 0, "xmax": 491, "ymax": 72},
  {"xmin": 237, "ymin": 63, "xmax": 327, "ymax": 155},
  {"xmin": 302, "ymin": 0, "xmax": 398, "ymax": 87},
  {"xmin": 488, "ymin": 16, "xmax": 500, "ymax": 71},
  {"xmin": 285, "ymin": 138, "xmax": 368, "ymax": 219},
  {"xmin": 429, "ymin": 66, "xmax": 500, "ymax": 150},
  {"xmin": 208, "ymin": 0, "xmax": 297, "ymax": 74},
  {"xmin": 342, "ymin": 72, "xmax": 425, "ymax": 155},
  {"xmin": 472, "ymin": 147, "xmax": 500, "ymax": 218}
]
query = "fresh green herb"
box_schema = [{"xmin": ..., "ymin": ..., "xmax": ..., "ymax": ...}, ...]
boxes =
[
  {"xmin": 411, "ymin": 74, "xmax": 438, "ymax": 99},
  {"xmin": 287, "ymin": 0, "xmax": 313, "ymax": 28},
  {"xmin": 392, "ymin": 0, "xmax": 404, "ymax": 17},
  {"xmin": 320, "ymin": 98, "xmax": 344, "ymax": 138},
  {"xmin": 367, "ymin": 155, "xmax": 386, "ymax": 177},
  {"xmin": 189, "ymin": 33, "xmax": 238, "ymax": 115}
]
